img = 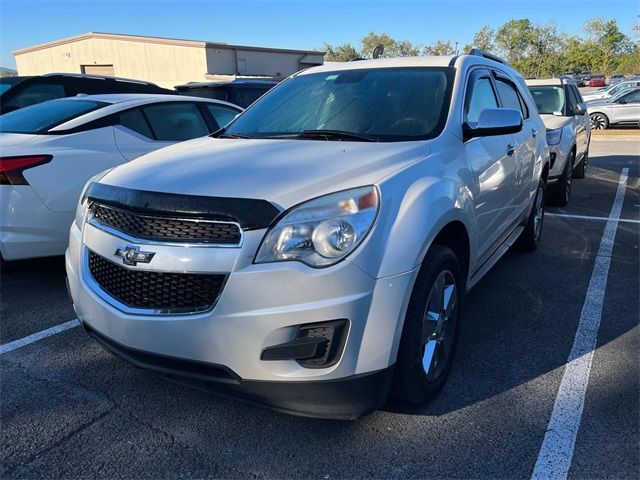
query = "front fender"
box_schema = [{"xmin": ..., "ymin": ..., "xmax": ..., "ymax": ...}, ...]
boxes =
[{"xmin": 351, "ymin": 175, "xmax": 476, "ymax": 280}]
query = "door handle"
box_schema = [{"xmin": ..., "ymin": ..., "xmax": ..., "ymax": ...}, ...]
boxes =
[
  {"xmin": 507, "ymin": 144, "xmax": 515, "ymax": 156},
  {"xmin": 531, "ymin": 129, "xmax": 538, "ymax": 138}
]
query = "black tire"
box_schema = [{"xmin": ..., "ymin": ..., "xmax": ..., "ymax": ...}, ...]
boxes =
[
  {"xmin": 514, "ymin": 179, "xmax": 545, "ymax": 252},
  {"xmin": 391, "ymin": 245, "xmax": 464, "ymax": 404},
  {"xmin": 548, "ymin": 151, "xmax": 574, "ymax": 206},
  {"xmin": 590, "ymin": 113, "xmax": 609, "ymax": 130},
  {"xmin": 573, "ymin": 150, "xmax": 588, "ymax": 179}
]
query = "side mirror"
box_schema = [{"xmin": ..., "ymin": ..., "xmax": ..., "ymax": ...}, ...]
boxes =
[
  {"xmin": 463, "ymin": 108, "xmax": 523, "ymax": 141},
  {"xmin": 574, "ymin": 102, "xmax": 587, "ymax": 115}
]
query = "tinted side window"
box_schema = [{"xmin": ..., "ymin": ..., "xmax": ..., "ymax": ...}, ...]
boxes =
[
  {"xmin": 119, "ymin": 108, "xmax": 153, "ymax": 138},
  {"xmin": 5, "ymin": 83, "xmax": 66, "ymax": 109},
  {"xmin": 142, "ymin": 102, "xmax": 209, "ymax": 141},
  {"xmin": 565, "ymin": 86, "xmax": 579, "ymax": 114},
  {"xmin": 465, "ymin": 76, "xmax": 498, "ymax": 123},
  {"xmin": 495, "ymin": 78, "xmax": 522, "ymax": 113},
  {"xmin": 205, "ymin": 104, "xmax": 240, "ymax": 128},
  {"xmin": 621, "ymin": 90, "xmax": 640, "ymax": 103}
]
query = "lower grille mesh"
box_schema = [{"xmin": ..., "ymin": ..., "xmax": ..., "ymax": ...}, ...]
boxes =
[{"xmin": 88, "ymin": 251, "xmax": 225, "ymax": 312}]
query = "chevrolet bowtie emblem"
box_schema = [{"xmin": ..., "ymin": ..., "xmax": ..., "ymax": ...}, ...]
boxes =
[{"xmin": 114, "ymin": 246, "xmax": 155, "ymax": 266}]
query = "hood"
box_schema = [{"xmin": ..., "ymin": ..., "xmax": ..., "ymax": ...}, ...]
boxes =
[
  {"xmin": 101, "ymin": 136, "xmax": 431, "ymax": 209},
  {"xmin": 539, "ymin": 114, "xmax": 573, "ymax": 130},
  {"xmin": 0, "ymin": 133, "xmax": 38, "ymax": 148}
]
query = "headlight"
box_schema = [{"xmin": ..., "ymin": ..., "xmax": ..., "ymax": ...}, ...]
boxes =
[
  {"xmin": 546, "ymin": 128, "xmax": 562, "ymax": 145},
  {"xmin": 74, "ymin": 170, "xmax": 112, "ymax": 229},
  {"xmin": 255, "ymin": 186, "xmax": 379, "ymax": 268}
]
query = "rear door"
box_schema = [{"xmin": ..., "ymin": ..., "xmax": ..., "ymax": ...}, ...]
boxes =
[
  {"xmin": 114, "ymin": 101, "xmax": 210, "ymax": 160},
  {"xmin": 492, "ymin": 70, "xmax": 533, "ymax": 221},
  {"xmin": 463, "ymin": 68, "xmax": 517, "ymax": 265},
  {"xmin": 613, "ymin": 89, "xmax": 640, "ymax": 123}
]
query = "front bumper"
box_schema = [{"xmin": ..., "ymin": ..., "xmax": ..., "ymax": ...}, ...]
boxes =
[{"xmin": 66, "ymin": 219, "xmax": 417, "ymax": 418}]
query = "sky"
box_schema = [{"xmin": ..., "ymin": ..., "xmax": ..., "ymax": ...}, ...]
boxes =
[{"xmin": 0, "ymin": 0, "xmax": 637, "ymax": 69}]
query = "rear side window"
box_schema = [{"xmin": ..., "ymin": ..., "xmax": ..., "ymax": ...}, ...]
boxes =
[
  {"xmin": 465, "ymin": 76, "xmax": 498, "ymax": 123},
  {"xmin": 495, "ymin": 78, "xmax": 523, "ymax": 113},
  {"xmin": 0, "ymin": 99, "xmax": 106, "ymax": 134},
  {"xmin": 142, "ymin": 102, "xmax": 209, "ymax": 141},
  {"xmin": 119, "ymin": 109, "xmax": 153, "ymax": 138},
  {"xmin": 4, "ymin": 83, "xmax": 66, "ymax": 109},
  {"xmin": 205, "ymin": 104, "xmax": 240, "ymax": 128}
]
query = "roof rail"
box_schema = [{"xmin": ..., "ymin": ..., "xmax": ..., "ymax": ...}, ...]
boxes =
[
  {"xmin": 467, "ymin": 48, "xmax": 509, "ymax": 66},
  {"xmin": 42, "ymin": 72, "xmax": 160, "ymax": 86}
]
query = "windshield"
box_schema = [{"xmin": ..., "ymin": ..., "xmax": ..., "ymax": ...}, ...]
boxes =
[
  {"xmin": 0, "ymin": 99, "xmax": 107, "ymax": 134},
  {"xmin": 224, "ymin": 67, "xmax": 454, "ymax": 142},
  {"xmin": 528, "ymin": 86, "xmax": 565, "ymax": 114}
]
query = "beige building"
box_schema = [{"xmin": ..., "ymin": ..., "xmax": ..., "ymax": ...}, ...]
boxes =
[{"xmin": 12, "ymin": 32, "xmax": 325, "ymax": 88}]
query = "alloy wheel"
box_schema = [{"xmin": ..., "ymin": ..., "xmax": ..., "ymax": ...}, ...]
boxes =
[
  {"xmin": 422, "ymin": 270, "xmax": 457, "ymax": 381},
  {"xmin": 590, "ymin": 114, "xmax": 607, "ymax": 130}
]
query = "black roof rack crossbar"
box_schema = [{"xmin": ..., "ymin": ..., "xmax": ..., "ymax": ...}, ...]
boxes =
[{"xmin": 467, "ymin": 48, "xmax": 509, "ymax": 66}]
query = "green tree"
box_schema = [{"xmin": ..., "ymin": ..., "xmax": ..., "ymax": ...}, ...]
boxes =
[
  {"xmin": 463, "ymin": 25, "xmax": 495, "ymax": 53},
  {"xmin": 360, "ymin": 32, "xmax": 421, "ymax": 58},
  {"xmin": 495, "ymin": 19, "xmax": 537, "ymax": 63},
  {"xmin": 323, "ymin": 43, "xmax": 360, "ymax": 62},
  {"xmin": 584, "ymin": 18, "xmax": 631, "ymax": 73},
  {"xmin": 423, "ymin": 40, "xmax": 456, "ymax": 56}
]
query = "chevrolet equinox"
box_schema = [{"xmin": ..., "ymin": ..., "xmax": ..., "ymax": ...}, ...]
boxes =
[{"xmin": 67, "ymin": 50, "xmax": 550, "ymax": 419}]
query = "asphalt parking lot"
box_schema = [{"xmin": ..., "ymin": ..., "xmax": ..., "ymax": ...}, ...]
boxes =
[{"xmin": 1, "ymin": 136, "xmax": 638, "ymax": 479}]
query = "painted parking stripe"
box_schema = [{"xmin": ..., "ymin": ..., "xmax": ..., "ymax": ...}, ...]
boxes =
[
  {"xmin": 547, "ymin": 212, "xmax": 640, "ymax": 224},
  {"xmin": 532, "ymin": 168, "xmax": 629, "ymax": 479},
  {"xmin": 0, "ymin": 319, "xmax": 80, "ymax": 355}
]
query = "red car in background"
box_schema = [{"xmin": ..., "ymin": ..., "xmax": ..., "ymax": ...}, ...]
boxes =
[{"xmin": 589, "ymin": 74, "xmax": 606, "ymax": 87}]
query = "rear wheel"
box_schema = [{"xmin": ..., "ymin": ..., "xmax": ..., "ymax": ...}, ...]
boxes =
[
  {"xmin": 514, "ymin": 179, "xmax": 545, "ymax": 252},
  {"xmin": 548, "ymin": 151, "xmax": 573, "ymax": 206},
  {"xmin": 391, "ymin": 245, "xmax": 463, "ymax": 404},
  {"xmin": 590, "ymin": 113, "xmax": 609, "ymax": 130}
]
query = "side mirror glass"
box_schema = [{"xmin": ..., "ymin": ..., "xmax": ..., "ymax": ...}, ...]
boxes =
[
  {"xmin": 574, "ymin": 102, "xmax": 587, "ymax": 115},
  {"xmin": 463, "ymin": 108, "xmax": 523, "ymax": 140}
]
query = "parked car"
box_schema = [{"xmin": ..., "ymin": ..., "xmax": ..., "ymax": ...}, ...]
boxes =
[
  {"xmin": 0, "ymin": 94, "xmax": 242, "ymax": 261},
  {"xmin": 609, "ymin": 74, "xmax": 625, "ymax": 85},
  {"xmin": 0, "ymin": 73, "xmax": 176, "ymax": 114},
  {"xmin": 67, "ymin": 50, "xmax": 550, "ymax": 419},
  {"xmin": 527, "ymin": 78, "xmax": 590, "ymax": 205},
  {"xmin": 587, "ymin": 87, "xmax": 640, "ymax": 129},
  {"xmin": 175, "ymin": 79, "xmax": 278, "ymax": 108},
  {"xmin": 588, "ymin": 74, "xmax": 606, "ymax": 87},
  {"xmin": 582, "ymin": 80, "xmax": 640, "ymax": 102}
]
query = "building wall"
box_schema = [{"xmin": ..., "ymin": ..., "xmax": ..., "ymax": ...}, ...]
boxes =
[
  {"xmin": 205, "ymin": 47, "xmax": 324, "ymax": 78},
  {"xmin": 14, "ymin": 38, "xmax": 208, "ymax": 88}
]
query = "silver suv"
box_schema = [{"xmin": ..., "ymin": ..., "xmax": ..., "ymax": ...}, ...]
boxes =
[
  {"xmin": 67, "ymin": 50, "xmax": 550, "ymax": 419},
  {"xmin": 526, "ymin": 77, "xmax": 591, "ymax": 206}
]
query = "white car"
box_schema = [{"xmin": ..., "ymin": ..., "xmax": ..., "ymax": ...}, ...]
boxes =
[
  {"xmin": 582, "ymin": 80, "xmax": 640, "ymax": 102},
  {"xmin": 68, "ymin": 51, "xmax": 550, "ymax": 418},
  {"xmin": 527, "ymin": 77, "xmax": 591, "ymax": 206},
  {"xmin": 0, "ymin": 94, "xmax": 242, "ymax": 261}
]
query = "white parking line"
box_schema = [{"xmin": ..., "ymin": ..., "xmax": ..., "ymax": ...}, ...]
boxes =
[
  {"xmin": 0, "ymin": 319, "xmax": 80, "ymax": 355},
  {"xmin": 547, "ymin": 213, "xmax": 640, "ymax": 224},
  {"xmin": 532, "ymin": 168, "xmax": 629, "ymax": 479}
]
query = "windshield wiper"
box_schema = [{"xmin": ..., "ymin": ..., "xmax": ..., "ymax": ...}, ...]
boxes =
[
  {"xmin": 298, "ymin": 129, "xmax": 378, "ymax": 142},
  {"xmin": 264, "ymin": 130, "xmax": 378, "ymax": 142}
]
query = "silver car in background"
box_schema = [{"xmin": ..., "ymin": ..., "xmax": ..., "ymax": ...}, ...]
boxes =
[
  {"xmin": 587, "ymin": 87, "xmax": 640, "ymax": 130},
  {"xmin": 582, "ymin": 80, "xmax": 640, "ymax": 102},
  {"xmin": 527, "ymin": 78, "xmax": 591, "ymax": 205}
]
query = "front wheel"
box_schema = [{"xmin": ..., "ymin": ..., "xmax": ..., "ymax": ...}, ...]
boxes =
[
  {"xmin": 590, "ymin": 113, "xmax": 609, "ymax": 130},
  {"xmin": 573, "ymin": 150, "xmax": 588, "ymax": 179},
  {"xmin": 514, "ymin": 179, "xmax": 545, "ymax": 252},
  {"xmin": 548, "ymin": 151, "xmax": 573, "ymax": 206},
  {"xmin": 391, "ymin": 245, "xmax": 463, "ymax": 405}
]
